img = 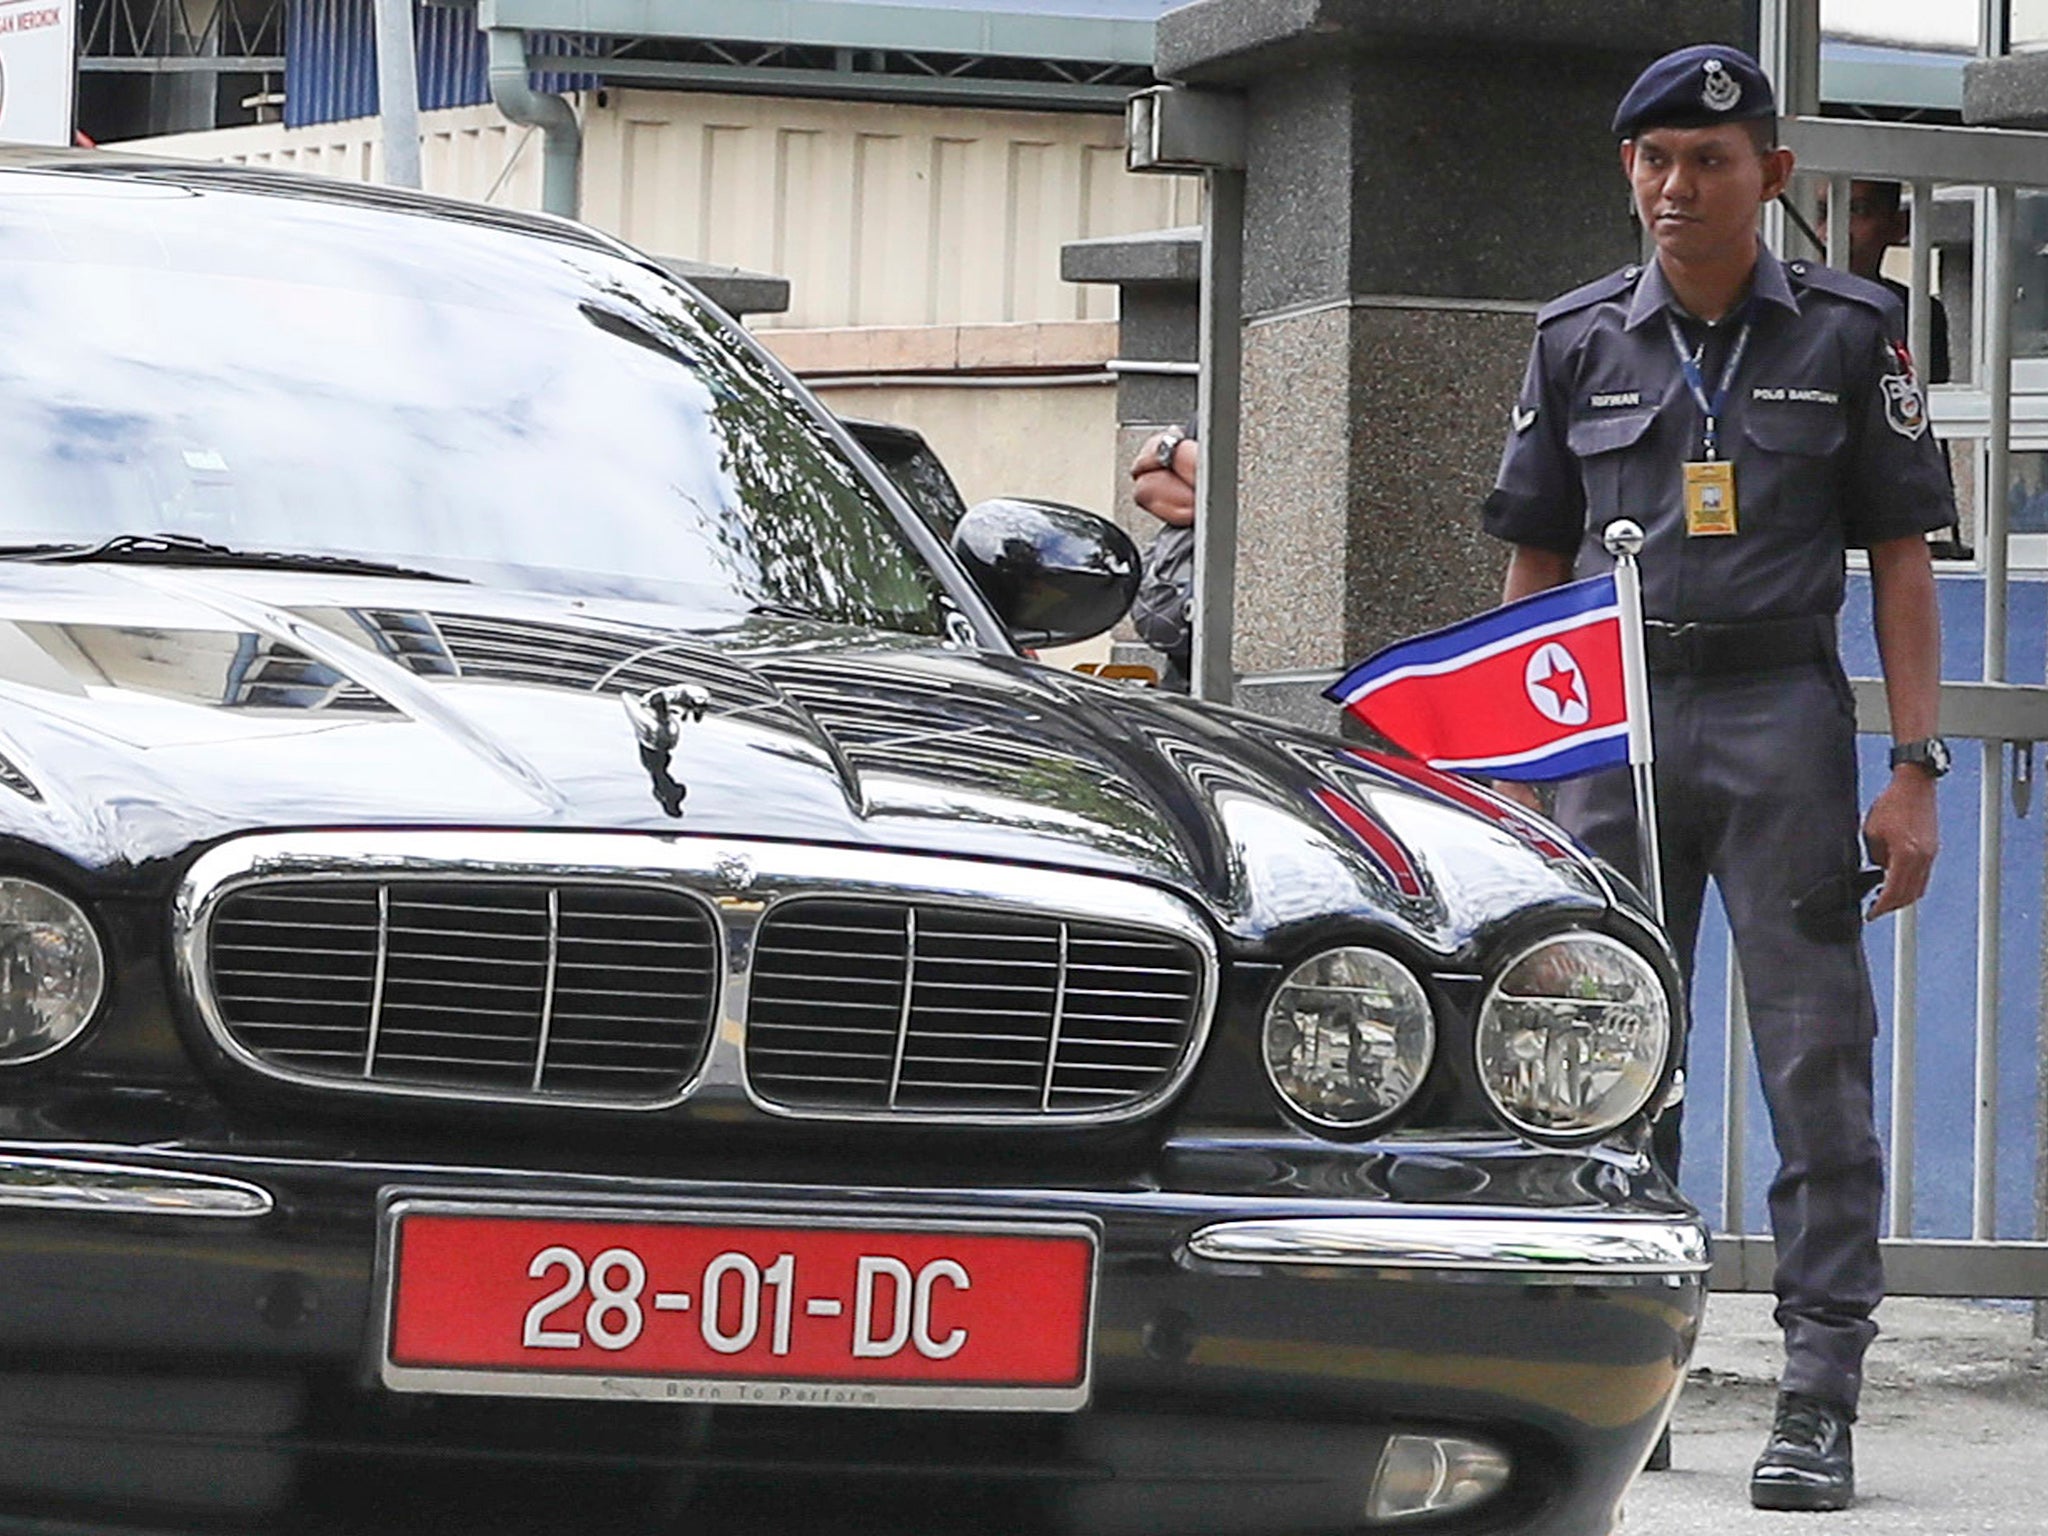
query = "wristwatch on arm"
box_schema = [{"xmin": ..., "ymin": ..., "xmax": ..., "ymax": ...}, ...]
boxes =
[
  {"xmin": 1888, "ymin": 737, "xmax": 1952, "ymax": 779},
  {"xmin": 1154, "ymin": 425, "xmax": 1189, "ymax": 471}
]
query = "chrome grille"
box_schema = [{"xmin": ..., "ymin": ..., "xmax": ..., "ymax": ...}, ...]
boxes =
[
  {"xmin": 746, "ymin": 899, "xmax": 1203, "ymax": 1115},
  {"xmin": 231, "ymin": 638, "xmax": 390, "ymax": 712},
  {"xmin": 206, "ymin": 881, "xmax": 718, "ymax": 1103}
]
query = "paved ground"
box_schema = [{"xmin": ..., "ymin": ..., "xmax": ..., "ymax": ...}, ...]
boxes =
[{"xmin": 1622, "ymin": 1293, "xmax": 2048, "ymax": 1533}]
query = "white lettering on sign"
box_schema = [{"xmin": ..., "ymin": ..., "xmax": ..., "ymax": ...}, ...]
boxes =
[
  {"xmin": 1752, "ymin": 387, "xmax": 1840, "ymax": 404},
  {"xmin": 0, "ymin": 0, "xmax": 76, "ymax": 145},
  {"xmin": 852, "ymin": 1256, "xmax": 973, "ymax": 1360},
  {"xmin": 515, "ymin": 1243, "xmax": 982, "ymax": 1363},
  {"xmin": 852, "ymin": 1256, "xmax": 915, "ymax": 1358},
  {"xmin": 700, "ymin": 1252, "xmax": 762, "ymax": 1355},
  {"xmin": 913, "ymin": 1259, "xmax": 970, "ymax": 1360},
  {"xmin": 524, "ymin": 1246, "xmax": 587, "ymax": 1349}
]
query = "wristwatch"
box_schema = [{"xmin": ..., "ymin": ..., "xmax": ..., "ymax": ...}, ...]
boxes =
[
  {"xmin": 1889, "ymin": 737, "xmax": 1952, "ymax": 778},
  {"xmin": 1154, "ymin": 425, "xmax": 1188, "ymax": 470}
]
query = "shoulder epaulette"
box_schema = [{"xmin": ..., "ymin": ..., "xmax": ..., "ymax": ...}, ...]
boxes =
[
  {"xmin": 1785, "ymin": 260, "xmax": 1898, "ymax": 320},
  {"xmin": 1536, "ymin": 265, "xmax": 1641, "ymax": 326}
]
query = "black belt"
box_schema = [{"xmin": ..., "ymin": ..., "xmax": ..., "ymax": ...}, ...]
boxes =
[{"xmin": 1641, "ymin": 615, "xmax": 1836, "ymax": 677}]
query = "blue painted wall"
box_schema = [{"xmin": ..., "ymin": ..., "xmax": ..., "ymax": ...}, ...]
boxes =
[
  {"xmin": 1681, "ymin": 569, "xmax": 2048, "ymax": 1242},
  {"xmin": 285, "ymin": 0, "xmax": 594, "ymax": 130}
]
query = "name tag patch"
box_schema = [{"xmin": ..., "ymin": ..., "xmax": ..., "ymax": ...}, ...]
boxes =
[
  {"xmin": 1751, "ymin": 387, "xmax": 1841, "ymax": 405},
  {"xmin": 1587, "ymin": 391, "xmax": 1642, "ymax": 409}
]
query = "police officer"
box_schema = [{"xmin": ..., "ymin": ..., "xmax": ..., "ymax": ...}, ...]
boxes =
[{"xmin": 1482, "ymin": 45, "xmax": 1953, "ymax": 1512}]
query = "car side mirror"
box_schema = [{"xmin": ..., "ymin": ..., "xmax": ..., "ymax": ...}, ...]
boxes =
[{"xmin": 950, "ymin": 498, "xmax": 1140, "ymax": 649}]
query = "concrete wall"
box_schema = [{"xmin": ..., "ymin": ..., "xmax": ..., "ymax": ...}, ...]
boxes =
[{"xmin": 123, "ymin": 102, "xmax": 551, "ymax": 211}]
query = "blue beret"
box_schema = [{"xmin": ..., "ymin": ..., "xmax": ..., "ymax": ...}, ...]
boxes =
[{"xmin": 1613, "ymin": 45, "xmax": 1776, "ymax": 139}]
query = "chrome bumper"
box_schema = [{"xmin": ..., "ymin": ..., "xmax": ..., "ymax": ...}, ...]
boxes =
[
  {"xmin": 0, "ymin": 1149, "xmax": 1706, "ymax": 1287},
  {"xmin": 0, "ymin": 1153, "xmax": 273, "ymax": 1217},
  {"xmin": 1187, "ymin": 1214, "xmax": 1709, "ymax": 1281}
]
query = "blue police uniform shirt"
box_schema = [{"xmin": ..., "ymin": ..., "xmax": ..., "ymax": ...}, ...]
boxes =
[{"xmin": 1483, "ymin": 245, "xmax": 1956, "ymax": 623}]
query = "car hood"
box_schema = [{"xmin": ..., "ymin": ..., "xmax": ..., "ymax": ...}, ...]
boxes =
[{"xmin": 0, "ymin": 566, "xmax": 1614, "ymax": 955}]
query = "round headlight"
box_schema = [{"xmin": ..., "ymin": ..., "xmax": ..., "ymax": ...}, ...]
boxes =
[
  {"xmin": 1475, "ymin": 933, "xmax": 1671, "ymax": 1142},
  {"xmin": 0, "ymin": 879, "xmax": 105, "ymax": 1064},
  {"xmin": 1263, "ymin": 946, "xmax": 1435, "ymax": 1129}
]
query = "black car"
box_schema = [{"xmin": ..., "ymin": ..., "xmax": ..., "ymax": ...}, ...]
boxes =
[{"xmin": 0, "ymin": 151, "xmax": 1704, "ymax": 1536}]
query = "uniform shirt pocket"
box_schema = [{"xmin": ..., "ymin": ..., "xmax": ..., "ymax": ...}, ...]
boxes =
[
  {"xmin": 1565, "ymin": 411, "xmax": 1657, "ymax": 459},
  {"xmin": 1742, "ymin": 408, "xmax": 1846, "ymax": 458},
  {"xmin": 1739, "ymin": 408, "xmax": 1848, "ymax": 538},
  {"xmin": 1565, "ymin": 411, "xmax": 1657, "ymax": 526}
]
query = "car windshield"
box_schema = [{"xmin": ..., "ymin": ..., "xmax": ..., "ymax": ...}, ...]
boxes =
[{"xmin": 0, "ymin": 173, "xmax": 956, "ymax": 635}]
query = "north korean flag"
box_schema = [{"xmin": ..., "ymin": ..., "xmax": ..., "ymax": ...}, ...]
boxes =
[{"xmin": 1324, "ymin": 576, "xmax": 1628, "ymax": 782}]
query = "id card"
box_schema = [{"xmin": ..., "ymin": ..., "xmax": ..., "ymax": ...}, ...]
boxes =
[{"xmin": 1684, "ymin": 460, "xmax": 1738, "ymax": 537}]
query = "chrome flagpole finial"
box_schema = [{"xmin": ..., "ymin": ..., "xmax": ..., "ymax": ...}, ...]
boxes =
[{"xmin": 1603, "ymin": 520, "xmax": 1645, "ymax": 558}]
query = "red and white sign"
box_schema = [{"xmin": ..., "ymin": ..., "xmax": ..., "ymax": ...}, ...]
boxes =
[
  {"xmin": 0, "ymin": 0, "xmax": 74, "ymax": 148},
  {"xmin": 380, "ymin": 1204, "xmax": 1098, "ymax": 1411}
]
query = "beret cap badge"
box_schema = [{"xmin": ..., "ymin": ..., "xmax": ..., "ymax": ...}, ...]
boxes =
[
  {"xmin": 1612, "ymin": 44, "xmax": 1773, "ymax": 138},
  {"xmin": 1701, "ymin": 58, "xmax": 1742, "ymax": 112}
]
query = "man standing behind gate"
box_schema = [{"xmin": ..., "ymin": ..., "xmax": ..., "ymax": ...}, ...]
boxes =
[{"xmin": 1480, "ymin": 45, "xmax": 1954, "ymax": 1512}]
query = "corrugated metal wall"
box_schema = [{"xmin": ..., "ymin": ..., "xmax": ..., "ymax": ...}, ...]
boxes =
[
  {"xmin": 135, "ymin": 88, "xmax": 1201, "ymax": 330},
  {"xmin": 284, "ymin": 0, "xmax": 591, "ymax": 129},
  {"xmin": 579, "ymin": 90, "xmax": 1200, "ymax": 328}
]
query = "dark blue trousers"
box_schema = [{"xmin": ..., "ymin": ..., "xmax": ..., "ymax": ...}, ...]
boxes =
[{"xmin": 1554, "ymin": 660, "xmax": 1885, "ymax": 1413}]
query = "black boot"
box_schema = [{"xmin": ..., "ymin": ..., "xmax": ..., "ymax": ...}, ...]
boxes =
[{"xmin": 1749, "ymin": 1391, "xmax": 1854, "ymax": 1511}]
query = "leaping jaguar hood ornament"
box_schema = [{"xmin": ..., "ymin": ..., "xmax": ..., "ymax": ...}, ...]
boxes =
[{"xmin": 623, "ymin": 682, "xmax": 711, "ymax": 817}]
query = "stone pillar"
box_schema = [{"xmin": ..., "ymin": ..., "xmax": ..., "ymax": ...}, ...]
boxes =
[
  {"xmin": 1061, "ymin": 227, "xmax": 1202, "ymax": 544},
  {"xmin": 1153, "ymin": 0, "xmax": 1748, "ymax": 697},
  {"xmin": 1062, "ymin": 227, "xmax": 1202, "ymax": 675}
]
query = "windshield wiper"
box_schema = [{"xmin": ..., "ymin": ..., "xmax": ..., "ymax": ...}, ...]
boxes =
[
  {"xmin": 0, "ymin": 532, "xmax": 470, "ymax": 584},
  {"xmin": 748, "ymin": 601, "xmax": 841, "ymax": 623}
]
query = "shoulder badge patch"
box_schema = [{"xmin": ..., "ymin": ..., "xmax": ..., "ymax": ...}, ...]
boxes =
[
  {"xmin": 1880, "ymin": 336, "xmax": 1927, "ymax": 440},
  {"xmin": 1511, "ymin": 404, "xmax": 1538, "ymax": 434},
  {"xmin": 1702, "ymin": 59, "xmax": 1741, "ymax": 113},
  {"xmin": 1881, "ymin": 373, "xmax": 1928, "ymax": 440}
]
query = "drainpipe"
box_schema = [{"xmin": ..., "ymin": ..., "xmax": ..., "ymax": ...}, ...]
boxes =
[
  {"xmin": 373, "ymin": 0, "xmax": 422, "ymax": 188},
  {"xmin": 486, "ymin": 28, "xmax": 580, "ymax": 219}
]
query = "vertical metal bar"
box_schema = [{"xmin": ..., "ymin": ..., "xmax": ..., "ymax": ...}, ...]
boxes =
[
  {"xmin": 1723, "ymin": 948, "xmax": 1750, "ymax": 1236},
  {"xmin": 1975, "ymin": 185, "xmax": 2016, "ymax": 1240},
  {"xmin": 374, "ymin": 0, "xmax": 422, "ymax": 189},
  {"xmin": 1040, "ymin": 922, "xmax": 1071, "ymax": 1112},
  {"xmin": 2037, "ymin": 793, "xmax": 2048, "ymax": 1335},
  {"xmin": 1761, "ymin": 0, "xmax": 1822, "ymax": 116},
  {"xmin": 886, "ymin": 907, "xmax": 918, "ymax": 1110},
  {"xmin": 530, "ymin": 887, "xmax": 561, "ymax": 1092},
  {"xmin": 1604, "ymin": 522, "xmax": 1662, "ymax": 925},
  {"xmin": 363, "ymin": 885, "xmax": 391, "ymax": 1078},
  {"xmin": 1889, "ymin": 904, "xmax": 1919, "ymax": 1237},
  {"xmin": 1192, "ymin": 165, "xmax": 1244, "ymax": 706},
  {"xmin": 1909, "ymin": 180, "xmax": 1934, "ymax": 389},
  {"xmin": 1761, "ymin": 0, "xmax": 1821, "ymax": 253},
  {"xmin": 1826, "ymin": 174, "xmax": 1853, "ymax": 271}
]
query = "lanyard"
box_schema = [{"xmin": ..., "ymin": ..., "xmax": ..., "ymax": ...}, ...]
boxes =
[{"xmin": 1663, "ymin": 310, "xmax": 1753, "ymax": 461}]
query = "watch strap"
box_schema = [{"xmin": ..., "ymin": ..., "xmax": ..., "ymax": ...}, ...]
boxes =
[{"xmin": 1889, "ymin": 737, "xmax": 1950, "ymax": 777}]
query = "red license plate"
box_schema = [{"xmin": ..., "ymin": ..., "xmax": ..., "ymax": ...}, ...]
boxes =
[{"xmin": 378, "ymin": 1202, "xmax": 1098, "ymax": 1411}]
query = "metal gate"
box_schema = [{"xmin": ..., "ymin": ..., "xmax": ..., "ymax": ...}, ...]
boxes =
[{"xmin": 1704, "ymin": 0, "xmax": 2048, "ymax": 1299}]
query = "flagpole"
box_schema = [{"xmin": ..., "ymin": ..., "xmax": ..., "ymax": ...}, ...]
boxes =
[{"xmin": 1603, "ymin": 519, "xmax": 1664, "ymax": 925}]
